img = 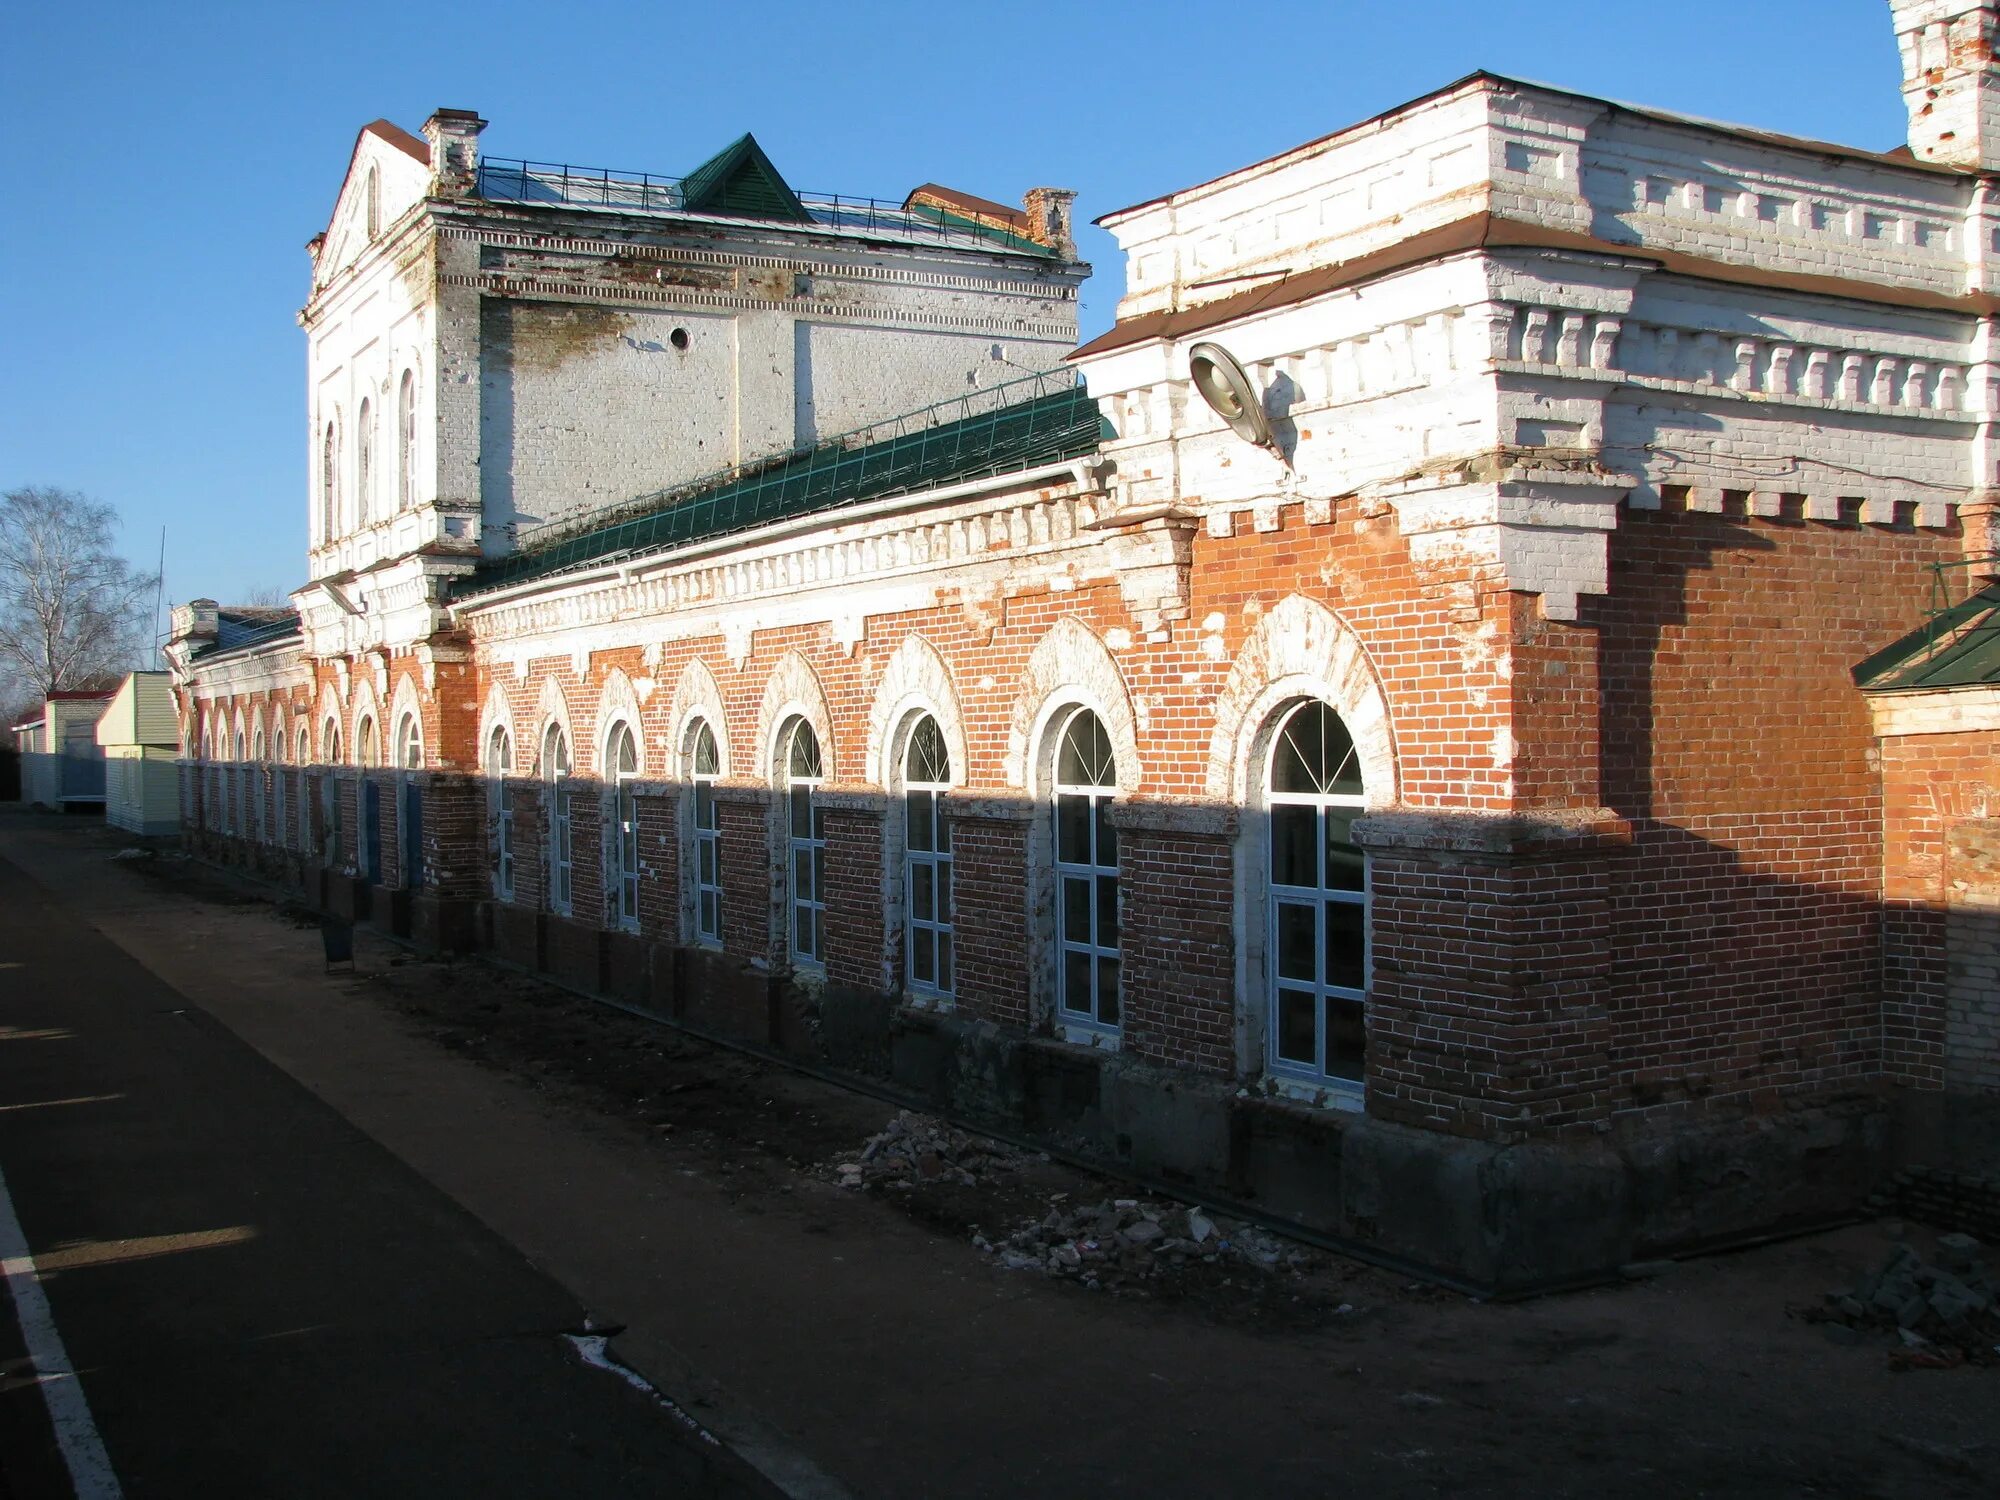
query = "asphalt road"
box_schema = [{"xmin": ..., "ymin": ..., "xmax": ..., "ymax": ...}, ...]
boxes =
[{"xmin": 0, "ymin": 851, "xmax": 775, "ymax": 1499}]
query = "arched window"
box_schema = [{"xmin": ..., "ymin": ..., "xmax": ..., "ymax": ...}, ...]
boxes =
[
  {"xmin": 357, "ymin": 399, "xmax": 374, "ymax": 526},
  {"xmin": 318, "ymin": 718, "xmax": 343, "ymax": 862},
  {"xmin": 354, "ymin": 715, "xmax": 383, "ymax": 883},
  {"xmin": 542, "ymin": 723, "xmax": 573, "ymax": 914},
  {"xmin": 1264, "ymin": 700, "xmax": 1368, "ymax": 1087},
  {"xmin": 231, "ymin": 728, "xmax": 246, "ymax": 835},
  {"xmin": 688, "ymin": 720, "xmax": 721, "ymax": 944},
  {"xmin": 364, "ymin": 165, "xmax": 380, "ymax": 241},
  {"xmin": 487, "ymin": 725, "xmax": 515, "ymax": 899},
  {"xmin": 394, "ymin": 713, "xmax": 422, "ymax": 770},
  {"xmin": 397, "ymin": 369, "xmax": 416, "ymax": 511},
  {"xmin": 273, "ymin": 723, "xmax": 288, "ymax": 852},
  {"xmin": 392, "ymin": 711, "xmax": 424, "ymax": 888},
  {"xmin": 900, "ymin": 714, "xmax": 953, "ymax": 999},
  {"xmin": 295, "ymin": 726, "xmax": 312, "ymax": 855},
  {"xmin": 1052, "ymin": 708, "xmax": 1118, "ymax": 1034},
  {"xmin": 321, "ymin": 420, "xmax": 338, "ymax": 542},
  {"xmin": 778, "ymin": 717, "xmax": 825, "ymax": 966},
  {"xmin": 607, "ymin": 722, "xmax": 640, "ymax": 930},
  {"xmin": 252, "ymin": 727, "xmax": 267, "ymax": 843}
]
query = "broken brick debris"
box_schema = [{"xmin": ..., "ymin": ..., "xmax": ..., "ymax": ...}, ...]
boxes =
[{"xmin": 1796, "ymin": 1236, "xmax": 1999, "ymax": 1369}]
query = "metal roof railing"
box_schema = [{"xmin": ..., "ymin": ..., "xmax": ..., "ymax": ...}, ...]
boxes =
[
  {"xmin": 476, "ymin": 159, "xmax": 1054, "ymax": 255},
  {"xmin": 471, "ymin": 367, "xmax": 1107, "ymax": 596}
]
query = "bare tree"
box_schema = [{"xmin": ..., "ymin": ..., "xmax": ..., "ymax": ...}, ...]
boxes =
[
  {"xmin": 242, "ymin": 583, "xmax": 295, "ymax": 608},
  {"xmin": 0, "ymin": 486, "xmax": 159, "ymax": 703}
]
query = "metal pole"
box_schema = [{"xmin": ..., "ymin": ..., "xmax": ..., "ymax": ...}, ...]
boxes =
[{"xmin": 153, "ymin": 525, "xmax": 166, "ymax": 666}]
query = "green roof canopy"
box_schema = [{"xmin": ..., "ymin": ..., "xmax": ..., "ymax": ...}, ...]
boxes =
[
  {"xmin": 465, "ymin": 376, "xmax": 1108, "ymax": 597},
  {"xmin": 681, "ymin": 133, "xmax": 810, "ymax": 222},
  {"xmin": 1854, "ymin": 581, "xmax": 2000, "ymax": 691}
]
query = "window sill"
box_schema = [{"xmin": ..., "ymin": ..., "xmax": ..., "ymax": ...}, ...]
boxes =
[
  {"xmin": 1057, "ymin": 1021, "xmax": 1121, "ymax": 1052},
  {"xmin": 1260, "ymin": 1071, "xmax": 1365, "ymax": 1113}
]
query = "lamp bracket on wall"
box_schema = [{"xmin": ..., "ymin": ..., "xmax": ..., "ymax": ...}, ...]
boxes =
[{"xmin": 1188, "ymin": 341, "xmax": 1281, "ymax": 459}]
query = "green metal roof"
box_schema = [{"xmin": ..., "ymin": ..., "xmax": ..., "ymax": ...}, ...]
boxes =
[
  {"xmin": 680, "ymin": 133, "xmax": 811, "ymax": 222},
  {"xmin": 464, "ymin": 373, "xmax": 1109, "ymax": 598},
  {"xmin": 1854, "ymin": 581, "xmax": 2000, "ymax": 691}
]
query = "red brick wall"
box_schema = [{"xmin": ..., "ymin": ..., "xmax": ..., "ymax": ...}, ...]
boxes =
[
  {"xmin": 635, "ymin": 793, "xmax": 681, "ymax": 937},
  {"xmin": 946, "ymin": 814, "xmax": 1031, "ymax": 1028},
  {"xmin": 716, "ymin": 794, "xmax": 777, "ymax": 968},
  {"xmin": 1879, "ymin": 728, "xmax": 2000, "ymax": 1088},
  {"xmin": 1116, "ymin": 824, "xmax": 1236, "ymax": 1074},
  {"xmin": 177, "ymin": 480, "xmax": 1962, "ymax": 1146},
  {"xmin": 822, "ymin": 807, "xmax": 887, "ymax": 992},
  {"xmin": 1586, "ymin": 496, "xmax": 1956, "ymax": 1120}
]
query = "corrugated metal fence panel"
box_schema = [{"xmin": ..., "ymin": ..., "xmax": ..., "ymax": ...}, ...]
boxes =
[{"xmin": 134, "ymin": 675, "xmax": 179, "ymax": 746}]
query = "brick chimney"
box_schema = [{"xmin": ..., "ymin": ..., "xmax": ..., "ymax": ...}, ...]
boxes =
[
  {"xmin": 170, "ymin": 600, "xmax": 219, "ymax": 647},
  {"xmin": 424, "ymin": 108, "xmax": 487, "ymax": 198},
  {"xmin": 1893, "ymin": 2, "xmax": 2000, "ymax": 169},
  {"xmin": 1023, "ymin": 187, "xmax": 1079, "ymax": 259}
]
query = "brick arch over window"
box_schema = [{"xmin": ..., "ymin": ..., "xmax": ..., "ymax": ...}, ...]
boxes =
[
  {"xmin": 667, "ymin": 656, "xmax": 731, "ymax": 775},
  {"xmin": 388, "ymin": 673, "xmax": 426, "ymax": 769},
  {"xmin": 1204, "ymin": 594, "xmax": 1397, "ymax": 808},
  {"xmin": 593, "ymin": 666, "xmax": 645, "ymax": 776},
  {"xmin": 315, "ymin": 681, "xmax": 346, "ymax": 762},
  {"xmin": 754, "ymin": 651, "xmax": 836, "ymax": 780},
  {"xmin": 532, "ymin": 674, "xmax": 575, "ymax": 777},
  {"xmin": 477, "ymin": 681, "xmax": 518, "ymax": 767},
  {"xmin": 1004, "ymin": 617, "xmax": 1143, "ymax": 797},
  {"xmin": 865, "ymin": 635, "xmax": 968, "ymax": 790},
  {"xmin": 349, "ymin": 675, "xmax": 382, "ymax": 764}
]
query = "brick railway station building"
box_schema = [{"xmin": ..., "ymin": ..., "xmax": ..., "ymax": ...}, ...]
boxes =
[{"xmin": 170, "ymin": 2, "xmax": 2000, "ymax": 1288}]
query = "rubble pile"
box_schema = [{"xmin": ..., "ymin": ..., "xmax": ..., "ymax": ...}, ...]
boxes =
[
  {"xmin": 1805, "ymin": 1234, "xmax": 2000, "ymax": 1367},
  {"xmin": 976, "ymin": 1194, "xmax": 1323, "ymax": 1293},
  {"xmin": 830, "ymin": 1111, "xmax": 1028, "ymax": 1190}
]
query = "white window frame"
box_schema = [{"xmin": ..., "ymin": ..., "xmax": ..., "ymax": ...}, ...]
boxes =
[
  {"xmin": 1052, "ymin": 707, "xmax": 1119, "ymax": 1040},
  {"xmin": 319, "ymin": 720, "xmax": 342, "ymax": 863},
  {"xmin": 397, "ymin": 369, "xmax": 416, "ymax": 511},
  {"xmin": 231, "ymin": 729, "xmax": 245, "ymax": 834},
  {"xmin": 607, "ymin": 721, "xmax": 640, "ymax": 932},
  {"xmin": 252, "ymin": 727, "xmax": 267, "ymax": 843},
  {"xmin": 543, "ymin": 723, "xmax": 573, "ymax": 916},
  {"xmin": 357, "ymin": 398, "xmax": 374, "ymax": 527},
  {"xmin": 779, "ymin": 717, "xmax": 825, "ymax": 968},
  {"xmin": 295, "ymin": 727, "xmax": 312, "ymax": 853},
  {"xmin": 355, "ymin": 716, "xmax": 381, "ymax": 883},
  {"xmin": 899, "ymin": 714, "xmax": 954, "ymax": 1001},
  {"xmin": 394, "ymin": 712, "xmax": 423, "ymax": 889},
  {"xmin": 321, "ymin": 420, "xmax": 338, "ymax": 542},
  {"xmin": 488, "ymin": 725, "xmax": 515, "ymax": 900},
  {"xmin": 688, "ymin": 720, "xmax": 722, "ymax": 945},
  {"xmin": 273, "ymin": 727, "xmax": 287, "ymax": 850},
  {"xmin": 1264, "ymin": 699, "xmax": 1370, "ymax": 1096}
]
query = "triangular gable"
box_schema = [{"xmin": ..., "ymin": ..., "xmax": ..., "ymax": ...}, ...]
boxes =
[
  {"xmin": 681, "ymin": 134, "xmax": 810, "ymax": 222},
  {"xmin": 313, "ymin": 121, "xmax": 434, "ymax": 290}
]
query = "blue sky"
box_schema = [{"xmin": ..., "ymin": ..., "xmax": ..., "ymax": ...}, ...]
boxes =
[{"xmin": 1, "ymin": 1, "xmax": 1910, "ymax": 610}]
